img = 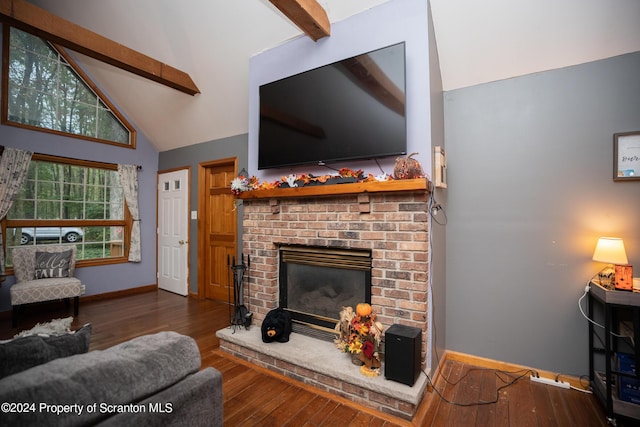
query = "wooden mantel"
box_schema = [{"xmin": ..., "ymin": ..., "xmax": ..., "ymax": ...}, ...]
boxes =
[{"xmin": 238, "ymin": 178, "xmax": 430, "ymax": 200}]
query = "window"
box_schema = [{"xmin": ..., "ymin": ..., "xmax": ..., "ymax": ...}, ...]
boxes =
[
  {"xmin": 2, "ymin": 26, "xmax": 136, "ymax": 147},
  {"xmin": 4, "ymin": 155, "xmax": 131, "ymax": 268}
]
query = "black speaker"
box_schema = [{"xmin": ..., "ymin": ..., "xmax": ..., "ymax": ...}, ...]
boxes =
[{"xmin": 385, "ymin": 324, "xmax": 421, "ymax": 386}]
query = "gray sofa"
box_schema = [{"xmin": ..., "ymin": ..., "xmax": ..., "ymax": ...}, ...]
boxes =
[{"xmin": 0, "ymin": 330, "xmax": 223, "ymax": 426}]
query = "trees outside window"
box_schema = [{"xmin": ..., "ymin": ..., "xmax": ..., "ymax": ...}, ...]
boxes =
[
  {"xmin": 4, "ymin": 155, "xmax": 131, "ymax": 268},
  {"xmin": 2, "ymin": 26, "xmax": 135, "ymax": 147}
]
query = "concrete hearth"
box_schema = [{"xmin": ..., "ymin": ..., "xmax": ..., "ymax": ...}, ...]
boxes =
[{"xmin": 217, "ymin": 327, "xmax": 428, "ymax": 420}]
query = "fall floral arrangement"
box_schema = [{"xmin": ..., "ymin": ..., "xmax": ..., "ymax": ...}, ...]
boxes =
[
  {"xmin": 334, "ymin": 303, "xmax": 384, "ymax": 377},
  {"xmin": 230, "ymin": 174, "xmax": 258, "ymax": 195}
]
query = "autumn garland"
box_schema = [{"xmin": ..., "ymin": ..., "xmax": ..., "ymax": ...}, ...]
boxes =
[{"xmin": 230, "ymin": 168, "xmax": 392, "ymax": 194}]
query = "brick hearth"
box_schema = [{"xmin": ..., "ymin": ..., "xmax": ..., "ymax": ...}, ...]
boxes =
[{"xmin": 218, "ymin": 182, "xmax": 431, "ymax": 419}]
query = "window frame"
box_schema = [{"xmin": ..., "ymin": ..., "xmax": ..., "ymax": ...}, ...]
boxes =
[
  {"xmin": 2, "ymin": 154, "xmax": 133, "ymax": 272},
  {"xmin": 1, "ymin": 25, "xmax": 137, "ymax": 149}
]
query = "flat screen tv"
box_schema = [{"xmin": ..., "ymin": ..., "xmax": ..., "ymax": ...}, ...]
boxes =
[{"xmin": 258, "ymin": 42, "xmax": 406, "ymax": 170}]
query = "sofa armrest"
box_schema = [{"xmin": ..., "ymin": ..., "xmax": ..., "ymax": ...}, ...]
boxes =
[{"xmin": 0, "ymin": 331, "xmax": 201, "ymax": 427}]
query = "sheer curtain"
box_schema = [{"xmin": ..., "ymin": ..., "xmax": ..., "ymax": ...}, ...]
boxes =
[
  {"xmin": 117, "ymin": 165, "xmax": 141, "ymax": 262},
  {"xmin": 0, "ymin": 148, "xmax": 33, "ymax": 275}
]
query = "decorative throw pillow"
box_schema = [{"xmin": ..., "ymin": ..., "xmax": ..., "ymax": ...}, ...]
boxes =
[
  {"xmin": 0, "ymin": 323, "xmax": 92, "ymax": 379},
  {"xmin": 34, "ymin": 250, "xmax": 72, "ymax": 279}
]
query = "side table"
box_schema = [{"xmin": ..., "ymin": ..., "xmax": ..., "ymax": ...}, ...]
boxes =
[{"xmin": 588, "ymin": 281, "xmax": 640, "ymax": 423}]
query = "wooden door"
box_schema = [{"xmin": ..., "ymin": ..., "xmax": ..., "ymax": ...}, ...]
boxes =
[{"xmin": 201, "ymin": 161, "xmax": 237, "ymax": 302}]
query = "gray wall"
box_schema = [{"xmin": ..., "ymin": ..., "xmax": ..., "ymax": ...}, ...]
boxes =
[
  {"xmin": 158, "ymin": 134, "xmax": 248, "ymax": 294},
  {"xmin": 445, "ymin": 52, "xmax": 640, "ymax": 375}
]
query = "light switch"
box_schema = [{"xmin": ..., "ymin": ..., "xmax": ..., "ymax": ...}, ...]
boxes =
[{"xmin": 191, "ymin": 211, "xmax": 198, "ymax": 220}]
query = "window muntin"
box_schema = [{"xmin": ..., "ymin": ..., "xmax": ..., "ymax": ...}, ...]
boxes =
[
  {"xmin": 4, "ymin": 156, "xmax": 129, "ymax": 267},
  {"xmin": 3, "ymin": 26, "xmax": 135, "ymax": 147}
]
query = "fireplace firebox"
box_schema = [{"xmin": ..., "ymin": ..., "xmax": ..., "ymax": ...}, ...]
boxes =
[{"xmin": 279, "ymin": 245, "xmax": 371, "ymax": 340}]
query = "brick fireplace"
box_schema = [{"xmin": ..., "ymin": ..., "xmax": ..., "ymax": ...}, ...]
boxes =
[{"xmin": 217, "ymin": 179, "xmax": 431, "ymax": 419}]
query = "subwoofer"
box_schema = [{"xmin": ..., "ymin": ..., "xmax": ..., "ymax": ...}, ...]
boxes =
[{"xmin": 384, "ymin": 324, "xmax": 421, "ymax": 386}]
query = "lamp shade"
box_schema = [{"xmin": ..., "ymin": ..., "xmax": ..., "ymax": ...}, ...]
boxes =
[{"xmin": 592, "ymin": 237, "xmax": 628, "ymax": 265}]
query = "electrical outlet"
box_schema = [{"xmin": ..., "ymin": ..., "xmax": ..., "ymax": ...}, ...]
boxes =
[{"xmin": 530, "ymin": 375, "xmax": 570, "ymax": 389}]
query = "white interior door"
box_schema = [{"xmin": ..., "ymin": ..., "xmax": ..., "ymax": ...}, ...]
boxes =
[{"xmin": 157, "ymin": 169, "xmax": 189, "ymax": 296}]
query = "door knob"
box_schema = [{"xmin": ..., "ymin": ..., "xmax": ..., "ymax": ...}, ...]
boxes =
[{"xmin": 179, "ymin": 240, "xmax": 188, "ymax": 245}]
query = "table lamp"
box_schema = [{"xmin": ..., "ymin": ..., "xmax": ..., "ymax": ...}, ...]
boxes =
[{"xmin": 592, "ymin": 237, "xmax": 628, "ymax": 289}]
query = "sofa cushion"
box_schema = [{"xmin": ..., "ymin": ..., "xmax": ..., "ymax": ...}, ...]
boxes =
[
  {"xmin": 0, "ymin": 324, "xmax": 91, "ymax": 379},
  {"xmin": 9, "ymin": 277, "xmax": 85, "ymax": 305},
  {"xmin": 0, "ymin": 331, "xmax": 202, "ymax": 427},
  {"xmin": 97, "ymin": 368, "xmax": 223, "ymax": 427},
  {"xmin": 35, "ymin": 250, "xmax": 72, "ymax": 279}
]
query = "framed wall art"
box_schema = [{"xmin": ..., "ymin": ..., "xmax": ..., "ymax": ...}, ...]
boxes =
[{"xmin": 614, "ymin": 131, "xmax": 640, "ymax": 181}]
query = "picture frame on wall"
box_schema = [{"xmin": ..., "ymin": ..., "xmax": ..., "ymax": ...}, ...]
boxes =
[{"xmin": 614, "ymin": 131, "xmax": 640, "ymax": 181}]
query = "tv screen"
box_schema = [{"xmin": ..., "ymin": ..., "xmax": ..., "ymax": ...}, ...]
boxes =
[{"xmin": 258, "ymin": 42, "xmax": 406, "ymax": 170}]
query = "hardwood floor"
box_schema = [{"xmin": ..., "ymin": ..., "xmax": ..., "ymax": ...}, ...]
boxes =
[{"xmin": 1, "ymin": 289, "xmax": 612, "ymax": 426}]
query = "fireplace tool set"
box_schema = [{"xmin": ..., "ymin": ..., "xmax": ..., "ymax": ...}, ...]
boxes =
[{"xmin": 227, "ymin": 254, "xmax": 253, "ymax": 332}]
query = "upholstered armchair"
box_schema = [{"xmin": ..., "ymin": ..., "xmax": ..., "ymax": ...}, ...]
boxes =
[{"xmin": 10, "ymin": 245, "xmax": 85, "ymax": 327}]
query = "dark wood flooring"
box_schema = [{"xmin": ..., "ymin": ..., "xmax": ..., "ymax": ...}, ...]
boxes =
[{"xmin": 0, "ymin": 289, "xmax": 612, "ymax": 426}]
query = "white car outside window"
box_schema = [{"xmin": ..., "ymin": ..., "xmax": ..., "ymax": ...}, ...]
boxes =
[{"xmin": 20, "ymin": 228, "xmax": 84, "ymax": 245}]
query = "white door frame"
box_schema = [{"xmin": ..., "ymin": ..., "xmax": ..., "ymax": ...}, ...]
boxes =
[{"xmin": 157, "ymin": 168, "xmax": 190, "ymax": 296}]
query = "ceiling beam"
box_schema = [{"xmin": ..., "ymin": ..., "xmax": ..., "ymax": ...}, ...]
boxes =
[
  {"xmin": 268, "ymin": 0, "xmax": 330, "ymax": 41},
  {"xmin": 0, "ymin": 0, "xmax": 200, "ymax": 95}
]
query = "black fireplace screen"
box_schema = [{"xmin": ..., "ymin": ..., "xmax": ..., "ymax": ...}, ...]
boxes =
[{"xmin": 279, "ymin": 246, "xmax": 371, "ymax": 332}]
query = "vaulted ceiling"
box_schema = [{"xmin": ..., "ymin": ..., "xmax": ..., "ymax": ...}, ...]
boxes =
[{"xmin": 17, "ymin": 0, "xmax": 640, "ymax": 152}]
